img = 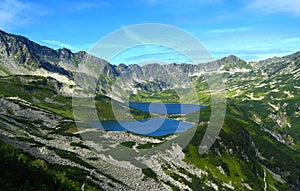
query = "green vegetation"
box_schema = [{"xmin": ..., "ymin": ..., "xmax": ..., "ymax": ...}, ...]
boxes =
[
  {"xmin": 71, "ymin": 57, "xmax": 80, "ymax": 68},
  {"xmin": 54, "ymin": 149, "xmax": 95, "ymax": 169},
  {"xmin": 120, "ymin": 141, "xmax": 136, "ymax": 148},
  {"xmin": 142, "ymin": 168, "xmax": 158, "ymax": 180},
  {"xmin": 15, "ymin": 136, "xmax": 45, "ymax": 147},
  {"xmin": 120, "ymin": 141, "xmax": 165, "ymax": 149},
  {"xmin": 70, "ymin": 142, "xmax": 90, "ymax": 149},
  {"xmin": 129, "ymin": 87, "xmax": 209, "ymax": 105},
  {"xmin": 162, "ymin": 163, "xmax": 222, "ymax": 191},
  {"xmin": 136, "ymin": 142, "xmax": 163, "ymax": 149},
  {"xmin": 183, "ymin": 101, "xmax": 297, "ymax": 190},
  {"xmin": 0, "ymin": 140, "xmax": 98, "ymax": 191},
  {"xmin": 223, "ymin": 60, "xmax": 253, "ymax": 71},
  {"xmin": 161, "ymin": 180, "xmax": 181, "ymax": 191},
  {"xmin": 94, "ymin": 94, "xmax": 151, "ymax": 121},
  {"xmin": 130, "ymin": 89, "xmax": 180, "ymax": 103},
  {"xmin": 0, "ymin": 75, "xmax": 151, "ymax": 121},
  {"xmin": 0, "ymin": 75, "xmax": 74, "ymax": 118},
  {"xmin": 49, "ymin": 122, "xmax": 82, "ymax": 139},
  {"xmin": 0, "ymin": 65, "xmax": 10, "ymax": 75}
]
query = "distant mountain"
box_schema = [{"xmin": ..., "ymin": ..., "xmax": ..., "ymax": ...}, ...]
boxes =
[
  {"xmin": 2, "ymin": 29, "xmax": 293, "ymax": 98},
  {"xmin": 0, "ymin": 29, "xmax": 256, "ymax": 97}
]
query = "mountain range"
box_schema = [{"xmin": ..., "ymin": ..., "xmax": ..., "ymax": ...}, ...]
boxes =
[{"xmin": 0, "ymin": 29, "xmax": 299, "ymax": 191}]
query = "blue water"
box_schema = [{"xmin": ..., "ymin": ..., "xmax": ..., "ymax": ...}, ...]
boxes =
[
  {"xmin": 89, "ymin": 118, "xmax": 195, "ymax": 136},
  {"xmin": 128, "ymin": 102, "xmax": 205, "ymax": 114},
  {"xmin": 89, "ymin": 102, "xmax": 204, "ymax": 136}
]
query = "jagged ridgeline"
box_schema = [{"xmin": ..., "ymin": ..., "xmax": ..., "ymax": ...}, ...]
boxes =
[{"xmin": 0, "ymin": 29, "xmax": 300, "ymax": 190}]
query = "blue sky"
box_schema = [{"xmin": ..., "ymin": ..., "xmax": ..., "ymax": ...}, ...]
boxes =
[{"xmin": 0, "ymin": 0, "xmax": 300, "ymax": 64}]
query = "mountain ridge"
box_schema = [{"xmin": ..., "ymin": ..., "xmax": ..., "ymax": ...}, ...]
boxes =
[
  {"xmin": 1, "ymin": 29, "xmax": 300, "ymax": 103},
  {"xmin": 2, "ymin": 29, "xmax": 299, "ymax": 77}
]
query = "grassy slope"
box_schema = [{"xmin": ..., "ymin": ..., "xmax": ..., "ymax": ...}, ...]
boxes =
[
  {"xmin": 0, "ymin": 140, "xmax": 99, "ymax": 191},
  {"xmin": 183, "ymin": 100, "xmax": 299, "ymax": 190},
  {"xmin": 0, "ymin": 75, "xmax": 150, "ymax": 121}
]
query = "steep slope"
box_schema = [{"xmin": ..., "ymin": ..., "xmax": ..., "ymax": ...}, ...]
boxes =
[
  {"xmin": 0, "ymin": 30, "xmax": 72, "ymax": 76},
  {"xmin": 0, "ymin": 30, "xmax": 120, "ymax": 95}
]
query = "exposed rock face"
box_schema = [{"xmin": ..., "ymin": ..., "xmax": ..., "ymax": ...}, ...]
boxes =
[
  {"xmin": 0, "ymin": 29, "xmax": 253, "ymax": 95},
  {"xmin": 3, "ymin": 29, "xmax": 297, "ymax": 99},
  {"xmin": 0, "ymin": 30, "xmax": 71, "ymax": 76}
]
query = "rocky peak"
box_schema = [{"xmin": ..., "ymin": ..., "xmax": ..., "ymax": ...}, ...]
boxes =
[
  {"xmin": 197, "ymin": 55, "xmax": 251, "ymax": 72},
  {"xmin": 56, "ymin": 48, "xmax": 74, "ymax": 60},
  {"xmin": 224, "ymin": 55, "xmax": 243, "ymax": 62},
  {"xmin": 216, "ymin": 55, "xmax": 246, "ymax": 65},
  {"xmin": 0, "ymin": 30, "xmax": 75, "ymax": 77},
  {"xmin": 0, "ymin": 30, "xmax": 58, "ymax": 60},
  {"xmin": 283, "ymin": 51, "xmax": 300, "ymax": 61},
  {"xmin": 116, "ymin": 63, "xmax": 128, "ymax": 72}
]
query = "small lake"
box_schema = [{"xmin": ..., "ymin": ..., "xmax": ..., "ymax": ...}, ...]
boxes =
[
  {"xmin": 90, "ymin": 102, "xmax": 204, "ymax": 136},
  {"xmin": 128, "ymin": 102, "xmax": 205, "ymax": 114},
  {"xmin": 90, "ymin": 118, "xmax": 195, "ymax": 137}
]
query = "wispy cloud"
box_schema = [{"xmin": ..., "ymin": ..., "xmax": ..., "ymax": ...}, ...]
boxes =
[
  {"xmin": 142, "ymin": 0, "xmax": 222, "ymax": 7},
  {"xmin": 123, "ymin": 52, "xmax": 186, "ymax": 62},
  {"xmin": 247, "ymin": 0, "xmax": 300, "ymax": 16},
  {"xmin": 122, "ymin": 26, "xmax": 148, "ymax": 44},
  {"xmin": 139, "ymin": 0, "xmax": 223, "ymax": 15},
  {"xmin": 0, "ymin": 0, "xmax": 110, "ymax": 30},
  {"xmin": 0, "ymin": 0, "xmax": 46, "ymax": 30},
  {"xmin": 42, "ymin": 39, "xmax": 82, "ymax": 52},
  {"xmin": 141, "ymin": 0, "xmax": 171, "ymax": 8},
  {"xmin": 111, "ymin": 52, "xmax": 192, "ymax": 65},
  {"xmin": 0, "ymin": 0, "xmax": 30, "ymax": 29},
  {"xmin": 67, "ymin": 1, "xmax": 110, "ymax": 11},
  {"xmin": 206, "ymin": 27, "xmax": 249, "ymax": 34},
  {"xmin": 204, "ymin": 34, "xmax": 300, "ymax": 61},
  {"xmin": 109, "ymin": 45, "xmax": 193, "ymax": 65}
]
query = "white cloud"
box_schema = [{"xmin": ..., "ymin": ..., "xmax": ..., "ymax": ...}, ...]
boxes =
[
  {"xmin": 0, "ymin": 0, "xmax": 47, "ymax": 30},
  {"xmin": 41, "ymin": 39, "xmax": 81, "ymax": 52},
  {"xmin": 142, "ymin": 0, "xmax": 221, "ymax": 6},
  {"xmin": 247, "ymin": 0, "xmax": 300, "ymax": 16},
  {"xmin": 67, "ymin": 1, "xmax": 110, "ymax": 11},
  {"xmin": 0, "ymin": 0, "xmax": 29, "ymax": 29},
  {"xmin": 140, "ymin": 0, "xmax": 223, "ymax": 15},
  {"xmin": 206, "ymin": 27, "xmax": 249, "ymax": 34},
  {"xmin": 143, "ymin": 0, "xmax": 162, "ymax": 7},
  {"xmin": 202, "ymin": 33, "xmax": 300, "ymax": 61},
  {"xmin": 41, "ymin": 40, "xmax": 94, "ymax": 53}
]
